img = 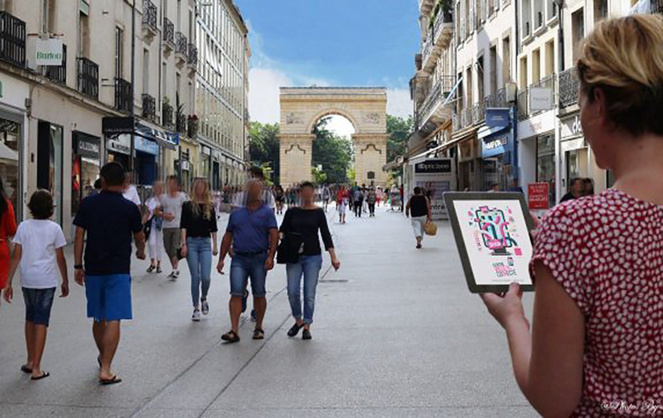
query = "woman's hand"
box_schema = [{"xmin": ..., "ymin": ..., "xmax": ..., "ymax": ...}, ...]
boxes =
[
  {"xmin": 212, "ymin": 245, "xmax": 219, "ymax": 257},
  {"xmin": 3, "ymin": 286, "xmax": 13, "ymax": 303},
  {"xmin": 480, "ymin": 283, "xmax": 529, "ymax": 330},
  {"xmin": 331, "ymin": 258, "xmax": 341, "ymax": 271},
  {"xmin": 180, "ymin": 243, "xmax": 188, "ymax": 258}
]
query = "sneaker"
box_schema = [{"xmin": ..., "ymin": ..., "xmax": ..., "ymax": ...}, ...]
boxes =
[
  {"xmin": 192, "ymin": 310, "xmax": 201, "ymax": 322},
  {"xmin": 146, "ymin": 265, "xmax": 156, "ymax": 273},
  {"xmin": 167, "ymin": 271, "xmax": 177, "ymax": 279},
  {"xmin": 201, "ymin": 299, "xmax": 209, "ymax": 315},
  {"xmin": 156, "ymin": 266, "xmax": 162, "ymax": 274}
]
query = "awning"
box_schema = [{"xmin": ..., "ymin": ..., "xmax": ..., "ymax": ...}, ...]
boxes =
[
  {"xmin": 135, "ymin": 122, "xmax": 179, "ymax": 150},
  {"xmin": 410, "ymin": 127, "xmax": 479, "ymax": 165}
]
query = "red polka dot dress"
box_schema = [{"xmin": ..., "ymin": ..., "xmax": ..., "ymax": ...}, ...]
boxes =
[{"xmin": 531, "ymin": 188, "xmax": 663, "ymax": 417}]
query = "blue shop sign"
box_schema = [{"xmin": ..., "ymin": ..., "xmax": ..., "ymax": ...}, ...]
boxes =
[
  {"xmin": 135, "ymin": 135, "xmax": 160, "ymax": 155},
  {"xmin": 485, "ymin": 108, "xmax": 511, "ymax": 128},
  {"xmin": 482, "ymin": 130, "xmax": 513, "ymax": 158}
]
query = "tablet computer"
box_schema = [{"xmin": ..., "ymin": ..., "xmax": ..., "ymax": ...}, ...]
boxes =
[{"xmin": 443, "ymin": 192, "xmax": 535, "ymax": 293}]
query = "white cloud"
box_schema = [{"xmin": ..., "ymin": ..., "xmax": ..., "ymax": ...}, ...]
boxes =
[
  {"xmin": 248, "ymin": 67, "xmax": 291, "ymax": 124},
  {"xmin": 324, "ymin": 115, "xmax": 355, "ymax": 139},
  {"xmin": 387, "ymin": 88, "xmax": 413, "ymax": 119}
]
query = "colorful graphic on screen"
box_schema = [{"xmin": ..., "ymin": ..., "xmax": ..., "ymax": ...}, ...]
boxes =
[{"xmin": 474, "ymin": 206, "xmax": 518, "ymax": 255}]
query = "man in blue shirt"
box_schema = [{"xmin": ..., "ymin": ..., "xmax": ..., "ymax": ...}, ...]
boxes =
[
  {"xmin": 73, "ymin": 162, "xmax": 145, "ymax": 385},
  {"xmin": 218, "ymin": 180, "xmax": 278, "ymax": 343}
]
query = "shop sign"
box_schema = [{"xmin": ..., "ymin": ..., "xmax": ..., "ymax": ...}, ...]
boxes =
[
  {"xmin": 528, "ymin": 183, "xmax": 550, "ymax": 209},
  {"xmin": 414, "ymin": 159, "xmax": 452, "ymax": 174},
  {"xmin": 74, "ymin": 133, "xmax": 100, "ymax": 159},
  {"xmin": 181, "ymin": 160, "xmax": 190, "ymax": 171},
  {"xmin": 36, "ymin": 39, "xmax": 64, "ymax": 66},
  {"xmin": 517, "ymin": 110, "xmax": 555, "ymax": 139},
  {"xmin": 529, "ymin": 88, "xmax": 553, "ymax": 112},
  {"xmin": 107, "ymin": 134, "xmax": 131, "ymax": 155},
  {"xmin": 102, "ymin": 116, "xmax": 135, "ymax": 135},
  {"xmin": 202, "ymin": 146, "xmax": 211, "ymax": 156},
  {"xmin": 135, "ymin": 136, "xmax": 159, "ymax": 155},
  {"xmin": 485, "ymin": 108, "xmax": 511, "ymax": 128},
  {"xmin": 482, "ymin": 132, "xmax": 511, "ymax": 158},
  {"xmin": 560, "ymin": 115, "xmax": 583, "ymax": 139}
]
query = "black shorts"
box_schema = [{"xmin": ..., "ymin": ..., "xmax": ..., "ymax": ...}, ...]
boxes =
[{"xmin": 22, "ymin": 287, "xmax": 56, "ymax": 327}]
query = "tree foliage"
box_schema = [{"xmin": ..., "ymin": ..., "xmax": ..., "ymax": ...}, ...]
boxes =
[
  {"xmin": 312, "ymin": 118, "xmax": 353, "ymax": 184},
  {"xmin": 386, "ymin": 114, "xmax": 413, "ymax": 164},
  {"xmin": 249, "ymin": 122, "xmax": 280, "ymax": 183}
]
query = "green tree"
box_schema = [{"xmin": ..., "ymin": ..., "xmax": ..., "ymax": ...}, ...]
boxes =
[
  {"xmin": 249, "ymin": 122, "xmax": 280, "ymax": 183},
  {"xmin": 386, "ymin": 114, "xmax": 413, "ymax": 164},
  {"xmin": 312, "ymin": 118, "xmax": 353, "ymax": 184}
]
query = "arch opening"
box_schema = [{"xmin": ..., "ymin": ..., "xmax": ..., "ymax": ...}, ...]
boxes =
[{"xmin": 311, "ymin": 114, "xmax": 355, "ymax": 185}]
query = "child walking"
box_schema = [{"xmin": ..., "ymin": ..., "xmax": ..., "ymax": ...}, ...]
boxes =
[{"xmin": 3, "ymin": 190, "xmax": 69, "ymax": 380}]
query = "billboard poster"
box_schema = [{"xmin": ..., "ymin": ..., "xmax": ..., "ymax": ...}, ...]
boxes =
[
  {"xmin": 411, "ymin": 158, "xmax": 456, "ymax": 220},
  {"xmin": 527, "ymin": 183, "xmax": 550, "ymax": 210}
]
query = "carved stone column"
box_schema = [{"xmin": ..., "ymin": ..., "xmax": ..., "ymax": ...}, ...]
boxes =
[
  {"xmin": 278, "ymin": 134, "xmax": 315, "ymax": 186},
  {"xmin": 352, "ymin": 133, "xmax": 389, "ymax": 187}
]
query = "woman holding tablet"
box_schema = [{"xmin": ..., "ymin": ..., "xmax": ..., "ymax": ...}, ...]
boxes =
[{"xmin": 481, "ymin": 15, "xmax": 663, "ymax": 417}]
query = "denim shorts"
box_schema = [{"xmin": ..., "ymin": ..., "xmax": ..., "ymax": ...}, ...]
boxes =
[
  {"xmin": 230, "ymin": 252, "xmax": 268, "ymax": 298},
  {"xmin": 22, "ymin": 287, "xmax": 56, "ymax": 327},
  {"xmin": 85, "ymin": 274, "xmax": 132, "ymax": 322}
]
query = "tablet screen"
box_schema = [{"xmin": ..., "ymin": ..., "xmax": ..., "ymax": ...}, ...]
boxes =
[{"xmin": 452, "ymin": 199, "xmax": 533, "ymax": 287}]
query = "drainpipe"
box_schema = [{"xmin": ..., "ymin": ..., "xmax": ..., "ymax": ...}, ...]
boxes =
[{"xmin": 129, "ymin": 0, "xmax": 136, "ymax": 172}]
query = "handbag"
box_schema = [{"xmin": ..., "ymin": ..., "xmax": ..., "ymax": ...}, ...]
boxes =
[
  {"xmin": 276, "ymin": 232, "xmax": 303, "ymax": 265},
  {"xmin": 423, "ymin": 221, "xmax": 437, "ymax": 236},
  {"xmin": 143, "ymin": 217, "xmax": 153, "ymax": 240}
]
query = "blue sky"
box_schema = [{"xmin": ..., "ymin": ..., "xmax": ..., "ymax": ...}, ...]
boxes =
[{"xmin": 235, "ymin": 0, "xmax": 420, "ymax": 126}]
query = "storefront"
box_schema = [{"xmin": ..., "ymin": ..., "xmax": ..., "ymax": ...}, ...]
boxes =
[
  {"xmin": 72, "ymin": 132, "xmax": 100, "ymax": 216},
  {"xmin": 456, "ymin": 135, "xmax": 480, "ymax": 191},
  {"xmin": 106, "ymin": 134, "xmax": 131, "ymax": 169},
  {"xmin": 200, "ymin": 145, "xmax": 212, "ymax": 183},
  {"xmin": 134, "ymin": 135, "xmax": 159, "ymax": 186},
  {"xmin": 479, "ymin": 108, "xmax": 517, "ymax": 191},
  {"xmin": 517, "ymin": 110, "xmax": 557, "ymax": 207},
  {"xmin": 212, "ymin": 149, "xmax": 221, "ymax": 191},
  {"xmin": 36, "ymin": 121, "xmax": 64, "ymax": 224},
  {"xmin": 559, "ymin": 113, "xmax": 588, "ymax": 200}
]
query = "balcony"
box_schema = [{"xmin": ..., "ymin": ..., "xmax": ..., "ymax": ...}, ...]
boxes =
[
  {"xmin": 517, "ymin": 88, "xmax": 529, "ymax": 120},
  {"xmin": 472, "ymin": 101, "xmax": 486, "ymax": 124},
  {"xmin": 142, "ymin": 0, "xmax": 158, "ymax": 43},
  {"xmin": 460, "ymin": 107, "xmax": 474, "ymax": 129},
  {"xmin": 175, "ymin": 32, "xmax": 188, "ymax": 67},
  {"xmin": 485, "ymin": 87, "xmax": 508, "ymax": 108},
  {"xmin": 163, "ymin": 18, "xmax": 175, "ymax": 56},
  {"xmin": 187, "ymin": 43, "xmax": 197, "ymax": 74},
  {"xmin": 0, "ymin": 11, "xmax": 26, "ymax": 68},
  {"xmin": 176, "ymin": 113, "xmax": 186, "ymax": 135},
  {"xmin": 654, "ymin": 0, "xmax": 663, "ymax": 13},
  {"xmin": 530, "ymin": 74, "xmax": 556, "ymax": 115},
  {"xmin": 45, "ymin": 44, "xmax": 66, "ymax": 85},
  {"xmin": 420, "ymin": 0, "xmax": 435, "ymax": 14},
  {"xmin": 432, "ymin": 4, "xmax": 454, "ymax": 49},
  {"xmin": 421, "ymin": 36, "xmax": 440, "ymax": 74},
  {"xmin": 162, "ymin": 99, "xmax": 173, "ymax": 128},
  {"xmin": 114, "ymin": 78, "xmax": 133, "ymax": 113},
  {"xmin": 77, "ymin": 57, "xmax": 99, "ymax": 99},
  {"xmin": 142, "ymin": 93, "xmax": 156, "ymax": 122},
  {"xmin": 415, "ymin": 76, "xmax": 455, "ymax": 133},
  {"xmin": 452, "ymin": 112, "xmax": 460, "ymax": 131},
  {"xmin": 558, "ymin": 68, "xmax": 579, "ymax": 108}
]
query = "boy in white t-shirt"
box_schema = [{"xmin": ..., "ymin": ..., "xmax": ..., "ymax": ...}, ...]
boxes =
[{"xmin": 3, "ymin": 190, "xmax": 69, "ymax": 381}]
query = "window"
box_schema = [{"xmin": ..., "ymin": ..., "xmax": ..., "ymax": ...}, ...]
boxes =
[
  {"xmin": 162, "ymin": 62, "xmax": 167, "ymax": 100},
  {"xmin": 534, "ymin": 0, "xmax": 544, "ymax": 29},
  {"xmin": 490, "ymin": 46, "xmax": 497, "ymax": 95},
  {"xmin": 143, "ymin": 49, "xmax": 149, "ymax": 94},
  {"xmin": 477, "ymin": 56, "xmax": 485, "ymax": 102},
  {"xmin": 466, "ymin": 67, "xmax": 473, "ymax": 105},
  {"xmin": 502, "ymin": 37, "xmax": 511, "ymax": 84},
  {"xmin": 532, "ymin": 49, "xmax": 541, "ymax": 83},
  {"xmin": 177, "ymin": 0, "xmax": 182, "ymax": 31},
  {"xmin": 465, "ymin": 0, "xmax": 471, "ymax": 38},
  {"xmin": 545, "ymin": 41, "xmax": 554, "ymax": 76},
  {"xmin": 547, "ymin": 0, "xmax": 558, "ymax": 20},
  {"xmin": 572, "ymin": 9, "xmax": 585, "ymax": 63},
  {"xmin": 522, "ymin": 0, "xmax": 532, "ymax": 38},
  {"xmin": 519, "ymin": 56, "xmax": 528, "ymax": 89},
  {"xmin": 78, "ymin": 10, "xmax": 90, "ymax": 57},
  {"xmin": 457, "ymin": 71, "xmax": 464, "ymax": 113},
  {"xmin": 44, "ymin": 0, "xmax": 56, "ymax": 34},
  {"xmin": 594, "ymin": 0, "xmax": 608, "ymax": 22},
  {"xmin": 115, "ymin": 27, "xmax": 123, "ymax": 79}
]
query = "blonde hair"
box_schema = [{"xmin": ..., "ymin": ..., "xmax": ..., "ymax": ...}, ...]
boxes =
[
  {"xmin": 189, "ymin": 178, "xmax": 213, "ymax": 220},
  {"xmin": 577, "ymin": 14, "xmax": 663, "ymax": 137}
]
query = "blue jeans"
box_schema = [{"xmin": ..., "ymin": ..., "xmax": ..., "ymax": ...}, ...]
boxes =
[
  {"xmin": 286, "ymin": 255, "xmax": 323, "ymax": 324},
  {"xmin": 186, "ymin": 237, "xmax": 212, "ymax": 307},
  {"xmin": 230, "ymin": 252, "xmax": 268, "ymax": 298}
]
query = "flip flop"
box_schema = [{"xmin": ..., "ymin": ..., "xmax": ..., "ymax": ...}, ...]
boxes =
[
  {"xmin": 20, "ymin": 365, "xmax": 33, "ymax": 374},
  {"xmin": 99, "ymin": 375, "xmax": 122, "ymax": 385},
  {"xmin": 253, "ymin": 328, "xmax": 265, "ymax": 340},
  {"xmin": 31, "ymin": 371, "xmax": 50, "ymax": 381},
  {"xmin": 221, "ymin": 330, "xmax": 240, "ymax": 343}
]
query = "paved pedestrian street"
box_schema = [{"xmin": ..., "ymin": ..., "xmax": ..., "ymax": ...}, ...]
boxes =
[{"xmin": 0, "ymin": 208, "xmax": 537, "ymax": 418}]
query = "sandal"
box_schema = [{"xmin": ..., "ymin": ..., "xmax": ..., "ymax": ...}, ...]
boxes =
[
  {"xmin": 253, "ymin": 328, "xmax": 265, "ymax": 340},
  {"xmin": 99, "ymin": 375, "xmax": 122, "ymax": 385},
  {"xmin": 287, "ymin": 323, "xmax": 304, "ymax": 337},
  {"xmin": 221, "ymin": 330, "xmax": 240, "ymax": 343},
  {"xmin": 31, "ymin": 371, "xmax": 50, "ymax": 381},
  {"xmin": 20, "ymin": 365, "xmax": 33, "ymax": 374}
]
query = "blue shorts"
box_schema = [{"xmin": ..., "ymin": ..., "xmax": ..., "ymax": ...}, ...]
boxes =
[
  {"xmin": 230, "ymin": 252, "xmax": 268, "ymax": 298},
  {"xmin": 22, "ymin": 287, "xmax": 56, "ymax": 327},
  {"xmin": 85, "ymin": 274, "xmax": 132, "ymax": 322}
]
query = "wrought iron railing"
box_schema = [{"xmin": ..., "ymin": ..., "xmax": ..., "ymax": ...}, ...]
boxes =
[
  {"xmin": 142, "ymin": 93, "xmax": 156, "ymax": 121},
  {"xmin": 46, "ymin": 44, "xmax": 66, "ymax": 85},
  {"xmin": 176, "ymin": 113, "xmax": 186, "ymax": 134},
  {"xmin": 115, "ymin": 78, "xmax": 133, "ymax": 112},
  {"xmin": 0, "ymin": 11, "xmax": 26, "ymax": 67},
  {"xmin": 416, "ymin": 75, "xmax": 455, "ymax": 127},
  {"xmin": 142, "ymin": 0, "xmax": 157, "ymax": 32},
  {"xmin": 472, "ymin": 100, "xmax": 486, "ymax": 124},
  {"xmin": 175, "ymin": 32, "xmax": 188, "ymax": 56},
  {"xmin": 188, "ymin": 43, "xmax": 198, "ymax": 66},
  {"xmin": 558, "ymin": 68, "xmax": 579, "ymax": 108},
  {"xmin": 485, "ymin": 87, "xmax": 508, "ymax": 108},
  {"xmin": 452, "ymin": 112, "xmax": 460, "ymax": 131},
  {"xmin": 460, "ymin": 107, "xmax": 473, "ymax": 128},
  {"xmin": 432, "ymin": 4, "xmax": 454, "ymax": 45},
  {"xmin": 530, "ymin": 73, "xmax": 556, "ymax": 114},
  {"xmin": 422, "ymin": 37, "xmax": 433, "ymax": 66},
  {"xmin": 77, "ymin": 57, "xmax": 99, "ymax": 99},
  {"xmin": 517, "ymin": 89, "xmax": 528, "ymax": 120},
  {"xmin": 163, "ymin": 18, "xmax": 174, "ymax": 44},
  {"xmin": 162, "ymin": 99, "xmax": 173, "ymax": 128}
]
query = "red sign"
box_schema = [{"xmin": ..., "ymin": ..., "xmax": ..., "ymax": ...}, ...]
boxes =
[{"xmin": 528, "ymin": 183, "xmax": 550, "ymax": 210}]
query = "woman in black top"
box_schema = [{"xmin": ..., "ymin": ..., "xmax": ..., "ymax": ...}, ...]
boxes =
[
  {"xmin": 180, "ymin": 179, "xmax": 218, "ymax": 322},
  {"xmin": 280, "ymin": 182, "xmax": 341, "ymax": 340},
  {"xmin": 405, "ymin": 187, "xmax": 432, "ymax": 249}
]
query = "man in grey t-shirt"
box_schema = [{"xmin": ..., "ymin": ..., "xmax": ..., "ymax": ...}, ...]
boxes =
[{"xmin": 160, "ymin": 175, "xmax": 188, "ymax": 279}]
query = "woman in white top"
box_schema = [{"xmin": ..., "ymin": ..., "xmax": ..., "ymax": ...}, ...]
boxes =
[{"xmin": 144, "ymin": 181, "xmax": 164, "ymax": 273}]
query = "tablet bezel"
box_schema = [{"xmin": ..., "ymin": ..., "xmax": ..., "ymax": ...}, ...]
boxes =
[{"xmin": 443, "ymin": 192, "xmax": 536, "ymax": 294}]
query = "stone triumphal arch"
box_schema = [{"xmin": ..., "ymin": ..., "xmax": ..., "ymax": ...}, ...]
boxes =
[{"xmin": 279, "ymin": 87, "xmax": 389, "ymax": 186}]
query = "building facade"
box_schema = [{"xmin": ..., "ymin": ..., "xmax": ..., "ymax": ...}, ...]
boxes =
[
  {"xmin": 0, "ymin": 0, "xmax": 249, "ymax": 240},
  {"xmin": 401, "ymin": 0, "xmax": 657, "ymax": 209}
]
